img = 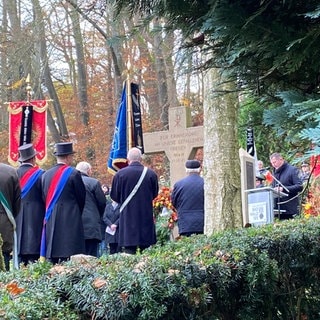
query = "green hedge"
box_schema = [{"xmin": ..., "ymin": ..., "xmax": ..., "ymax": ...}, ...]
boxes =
[{"xmin": 0, "ymin": 217, "xmax": 320, "ymax": 319}]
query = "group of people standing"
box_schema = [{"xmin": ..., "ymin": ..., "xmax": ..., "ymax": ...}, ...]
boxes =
[
  {"xmin": 0, "ymin": 142, "xmax": 111, "ymax": 270},
  {"xmin": 0, "ymin": 141, "xmax": 207, "ymax": 270},
  {"xmin": 0, "ymin": 142, "xmax": 204, "ymax": 271},
  {"xmin": 0, "ymin": 140, "xmax": 311, "ymax": 271}
]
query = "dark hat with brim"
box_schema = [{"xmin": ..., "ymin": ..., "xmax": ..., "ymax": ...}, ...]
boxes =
[
  {"xmin": 185, "ymin": 160, "xmax": 201, "ymax": 169},
  {"xmin": 54, "ymin": 142, "xmax": 76, "ymax": 156},
  {"xmin": 18, "ymin": 143, "xmax": 38, "ymax": 162}
]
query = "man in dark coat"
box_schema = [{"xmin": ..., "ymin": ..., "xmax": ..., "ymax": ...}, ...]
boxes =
[
  {"xmin": 0, "ymin": 163, "xmax": 21, "ymax": 271},
  {"xmin": 16, "ymin": 143, "xmax": 45, "ymax": 265},
  {"xmin": 76, "ymin": 161, "xmax": 106, "ymax": 257},
  {"xmin": 171, "ymin": 160, "xmax": 204, "ymax": 236},
  {"xmin": 270, "ymin": 153, "xmax": 303, "ymax": 219},
  {"xmin": 110, "ymin": 147, "xmax": 159, "ymax": 254},
  {"xmin": 41, "ymin": 142, "xmax": 86, "ymax": 263}
]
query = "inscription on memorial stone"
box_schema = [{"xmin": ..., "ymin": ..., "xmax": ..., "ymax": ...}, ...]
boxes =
[{"xmin": 143, "ymin": 106, "xmax": 204, "ymax": 185}]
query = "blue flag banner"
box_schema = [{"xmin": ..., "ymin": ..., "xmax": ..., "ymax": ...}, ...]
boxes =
[
  {"xmin": 108, "ymin": 82, "xmax": 144, "ymax": 175},
  {"xmin": 108, "ymin": 83, "xmax": 129, "ymax": 174}
]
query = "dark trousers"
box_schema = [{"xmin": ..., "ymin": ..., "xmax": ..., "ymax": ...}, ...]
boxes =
[
  {"xmin": 20, "ymin": 254, "xmax": 39, "ymax": 266},
  {"xmin": 109, "ymin": 243, "xmax": 119, "ymax": 255},
  {"xmin": 85, "ymin": 239, "xmax": 100, "ymax": 257},
  {"xmin": 123, "ymin": 245, "xmax": 149, "ymax": 255},
  {"xmin": 2, "ymin": 251, "xmax": 11, "ymax": 271},
  {"xmin": 180, "ymin": 232, "xmax": 203, "ymax": 237}
]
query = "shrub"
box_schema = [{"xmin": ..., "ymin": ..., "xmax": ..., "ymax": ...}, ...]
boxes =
[{"xmin": 0, "ymin": 217, "xmax": 320, "ymax": 319}]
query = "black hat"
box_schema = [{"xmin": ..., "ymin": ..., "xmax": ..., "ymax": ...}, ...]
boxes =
[
  {"xmin": 301, "ymin": 162, "xmax": 309, "ymax": 167},
  {"xmin": 54, "ymin": 142, "xmax": 75, "ymax": 156},
  {"xmin": 18, "ymin": 143, "xmax": 38, "ymax": 162},
  {"xmin": 185, "ymin": 160, "xmax": 201, "ymax": 169}
]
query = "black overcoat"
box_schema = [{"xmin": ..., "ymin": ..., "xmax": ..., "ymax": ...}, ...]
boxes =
[
  {"xmin": 0, "ymin": 164, "xmax": 21, "ymax": 253},
  {"xmin": 272, "ymin": 162, "xmax": 303, "ymax": 216},
  {"xmin": 80, "ymin": 173, "xmax": 106, "ymax": 241},
  {"xmin": 41, "ymin": 164, "xmax": 86, "ymax": 259},
  {"xmin": 110, "ymin": 162, "xmax": 159, "ymax": 248},
  {"xmin": 16, "ymin": 164, "xmax": 45, "ymax": 256}
]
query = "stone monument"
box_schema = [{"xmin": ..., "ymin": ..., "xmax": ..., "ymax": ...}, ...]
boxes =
[
  {"xmin": 239, "ymin": 148, "xmax": 256, "ymax": 226},
  {"xmin": 143, "ymin": 106, "xmax": 204, "ymax": 185}
]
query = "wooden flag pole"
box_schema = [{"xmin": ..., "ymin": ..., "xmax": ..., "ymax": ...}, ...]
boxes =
[
  {"xmin": 126, "ymin": 61, "xmax": 133, "ymax": 150},
  {"xmin": 25, "ymin": 74, "xmax": 32, "ymax": 103}
]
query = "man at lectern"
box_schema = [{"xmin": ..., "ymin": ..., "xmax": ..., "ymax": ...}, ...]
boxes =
[{"xmin": 269, "ymin": 153, "xmax": 303, "ymax": 220}]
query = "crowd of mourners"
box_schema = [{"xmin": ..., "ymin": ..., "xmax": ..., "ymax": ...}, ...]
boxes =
[
  {"xmin": 2, "ymin": 141, "xmax": 304, "ymax": 272},
  {"xmin": 0, "ymin": 142, "xmax": 206, "ymax": 271}
]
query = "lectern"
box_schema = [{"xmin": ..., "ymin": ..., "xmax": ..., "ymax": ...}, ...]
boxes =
[{"xmin": 245, "ymin": 187, "xmax": 287, "ymax": 226}]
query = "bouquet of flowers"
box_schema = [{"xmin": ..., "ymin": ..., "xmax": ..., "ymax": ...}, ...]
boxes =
[
  {"xmin": 302, "ymin": 178, "xmax": 320, "ymax": 218},
  {"xmin": 153, "ymin": 186, "xmax": 178, "ymax": 244}
]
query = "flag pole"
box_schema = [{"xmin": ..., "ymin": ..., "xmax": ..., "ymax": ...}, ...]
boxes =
[
  {"xmin": 26, "ymin": 74, "xmax": 32, "ymax": 104},
  {"xmin": 126, "ymin": 61, "xmax": 133, "ymax": 150}
]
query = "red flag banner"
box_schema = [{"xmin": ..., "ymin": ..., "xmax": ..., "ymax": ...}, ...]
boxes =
[{"xmin": 8, "ymin": 100, "xmax": 47, "ymax": 166}]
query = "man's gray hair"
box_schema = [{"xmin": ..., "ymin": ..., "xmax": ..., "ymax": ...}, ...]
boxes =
[
  {"xmin": 127, "ymin": 147, "xmax": 142, "ymax": 162},
  {"xmin": 186, "ymin": 167, "xmax": 201, "ymax": 174},
  {"xmin": 76, "ymin": 161, "xmax": 92, "ymax": 174}
]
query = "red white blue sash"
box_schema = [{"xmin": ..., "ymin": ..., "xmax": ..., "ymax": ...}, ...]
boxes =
[
  {"xmin": 20, "ymin": 166, "xmax": 43, "ymax": 199},
  {"xmin": 40, "ymin": 165, "xmax": 73, "ymax": 260}
]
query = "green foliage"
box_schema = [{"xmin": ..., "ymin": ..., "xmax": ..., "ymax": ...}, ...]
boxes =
[
  {"xmin": 1, "ymin": 218, "xmax": 320, "ymax": 319},
  {"xmin": 0, "ymin": 261, "xmax": 79, "ymax": 319},
  {"xmin": 110, "ymin": 0, "xmax": 320, "ymax": 155},
  {"xmin": 263, "ymin": 92, "xmax": 320, "ymax": 158},
  {"xmin": 238, "ymin": 96, "xmax": 286, "ymax": 162},
  {"xmin": 155, "ymin": 214, "xmax": 171, "ymax": 245}
]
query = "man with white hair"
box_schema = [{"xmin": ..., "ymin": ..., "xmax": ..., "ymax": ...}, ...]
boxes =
[
  {"xmin": 110, "ymin": 147, "xmax": 159, "ymax": 254},
  {"xmin": 76, "ymin": 161, "xmax": 106, "ymax": 257},
  {"xmin": 171, "ymin": 160, "xmax": 204, "ymax": 237}
]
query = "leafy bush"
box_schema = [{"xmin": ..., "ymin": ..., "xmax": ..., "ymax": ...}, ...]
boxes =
[{"xmin": 1, "ymin": 217, "xmax": 320, "ymax": 319}]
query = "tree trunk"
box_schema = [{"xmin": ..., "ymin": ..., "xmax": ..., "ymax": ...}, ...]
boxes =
[
  {"xmin": 32, "ymin": 0, "xmax": 69, "ymax": 140},
  {"xmin": 68, "ymin": 0, "xmax": 89, "ymax": 126},
  {"xmin": 203, "ymin": 68, "xmax": 242, "ymax": 235}
]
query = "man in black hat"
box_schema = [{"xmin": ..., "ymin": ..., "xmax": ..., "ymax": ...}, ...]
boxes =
[
  {"xmin": 171, "ymin": 159, "xmax": 204, "ymax": 237},
  {"xmin": 16, "ymin": 143, "xmax": 45, "ymax": 265},
  {"xmin": 41, "ymin": 142, "xmax": 86, "ymax": 263}
]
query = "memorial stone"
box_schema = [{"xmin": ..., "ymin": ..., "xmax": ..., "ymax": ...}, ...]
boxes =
[
  {"xmin": 239, "ymin": 148, "xmax": 255, "ymax": 226},
  {"xmin": 143, "ymin": 106, "xmax": 203, "ymax": 185}
]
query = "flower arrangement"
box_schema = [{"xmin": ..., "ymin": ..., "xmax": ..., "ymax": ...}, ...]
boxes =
[
  {"xmin": 264, "ymin": 171, "xmax": 273, "ymax": 185},
  {"xmin": 153, "ymin": 186, "xmax": 178, "ymax": 244},
  {"xmin": 153, "ymin": 186, "xmax": 174, "ymax": 215},
  {"xmin": 302, "ymin": 178, "xmax": 320, "ymax": 218}
]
